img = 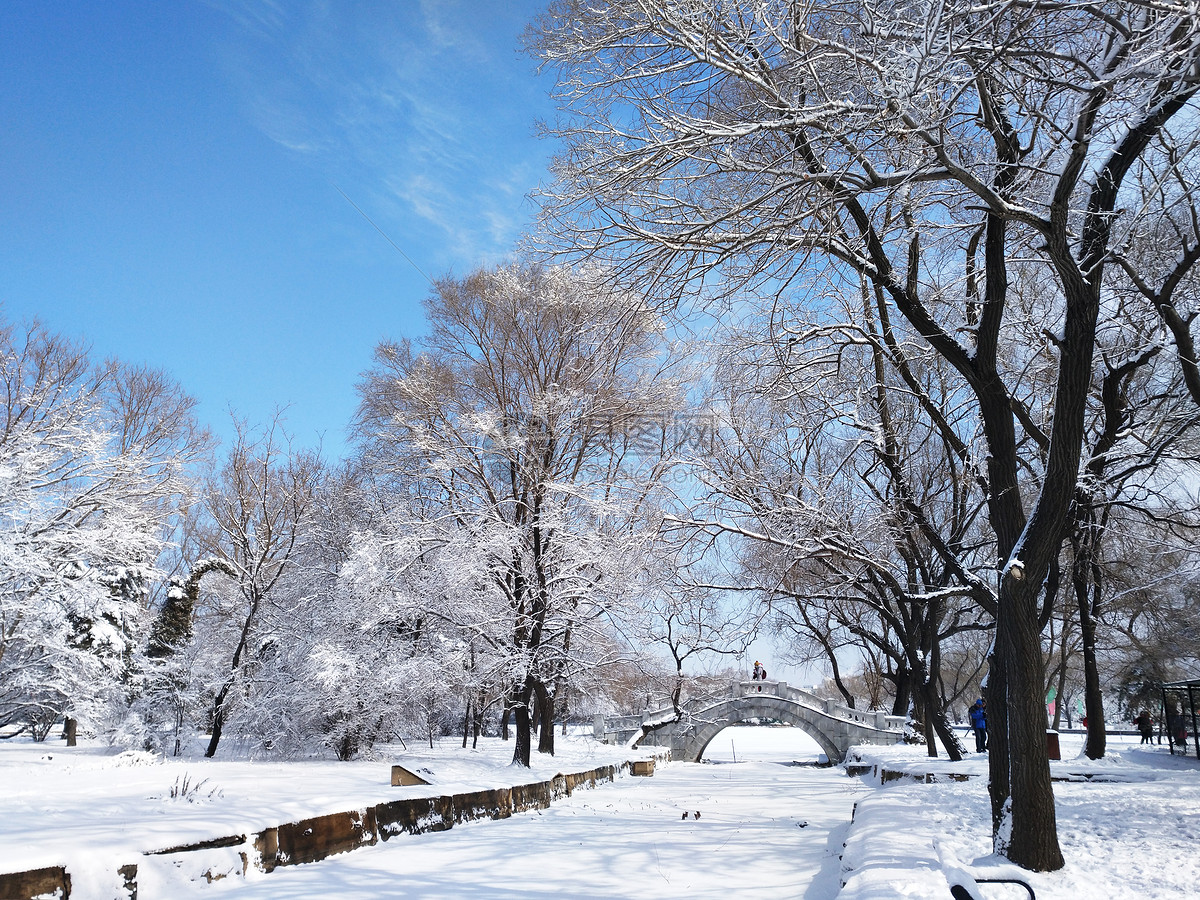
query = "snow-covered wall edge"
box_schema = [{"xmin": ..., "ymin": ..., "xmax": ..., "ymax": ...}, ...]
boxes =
[{"xmin": 0, "ymin": 753, "xmax": 670, "ymax": 899}]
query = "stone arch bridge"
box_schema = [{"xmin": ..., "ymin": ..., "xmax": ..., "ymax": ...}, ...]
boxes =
[{"xmin": 594, "ymin": 681, "xmax": 907, "ymax": 762}]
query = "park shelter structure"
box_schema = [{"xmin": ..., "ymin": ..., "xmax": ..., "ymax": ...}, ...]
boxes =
[{"xmin": 1161, "ymin": 679, "xmax": 1200, "ymax": 760}]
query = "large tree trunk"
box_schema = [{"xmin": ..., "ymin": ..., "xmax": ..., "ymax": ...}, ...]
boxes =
[
  {"xmin": 511, "ymin": 678, "xmax": 533, "ymax": 767},
  {"xmin": 986, "ymin": 639, "xmax": 1009, "ymax": 834},
  {"xmin": 559, "ymin": 681, "xmax": 570, "ymax": 736},
  {"xmin": 173, "ymin": 704, "xmax": 184, "ymax": 757},
  {"xmin": 512, "ymin": 705, "xmax": 532, "ymax": 767},
  {"xmin": 205, "ymin": 591, "xmax": 260, "ymax": 759},
  {"xmin": 1049, "ymin": 634, "xmax": 1069, "ymax": 733},
  {"xmin": 1072, "ymin": 520, "xmax": 1107, "ymax": 759},
  {"xmin": 1078, "ymin": 582, "xmax": 1106, "ymax": 760},
  {"xmin": 923, "ymin": 681, "xmax": 964, "ymax": 762},
  {"xmin": 205, "ymin": 680, "xmax": 233, "ymax": 758},
  {"xmin": 927, "ymin": 629, "xmax": 965, "ymax": 761},
  {"xmin": 999, "ymin": 574, "xmax": 1064, "ymax": 871},
  {"xmin": 891, "ymin": 664, "xmax": 911, "ymax": 718},
  {"xmin": 908, "ymin": 675, "xmax": 936, "ymax": 757},
  {"xmin": 535, "ymin": 679, "xmax": 555, "ymax": 756}
]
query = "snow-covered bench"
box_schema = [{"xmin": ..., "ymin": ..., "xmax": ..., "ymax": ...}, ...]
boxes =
[{"xmin": 937, "ymin": 842, "xmax": 1035, "ymax": 900}]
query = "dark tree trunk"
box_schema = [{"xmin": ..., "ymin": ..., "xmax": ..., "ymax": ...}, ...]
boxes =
[
  {"xmin": 1078, "ymin": 577, "xmax": 1106, "ymax": 759},
  {"xmin": 173, "ymin": 705, "xmax": 184, "ymax": 757},
  {"xmin": 535, "ymin": 679, "xmax": 555, "ymax": 756},
  {"xmin": 908, "ymin": 682, "xmax": 935, "ymax": 756},
  {"xmin": 205, "ymin": 683, "xmax": 230, "ymax": 759},
  {"xmin": 891, "ymin": 665, "xmax": 912, "ymax": 718},
  {"xmin": 922, "ymin": 712, "xmax": 936, "ymax": 756},
  {"xmin": 205, "ymin": 590, "xmax": 260, "ymax": 759},
  {"xmin": 512, "ymin": 703, "xmax": 532, "ymax": 767},
  {"xmin": 985, "ymin": 641, "xmax": 1008, "ymax": 834},
  {"xmin": 999, "ymin": 574, "xmax": 1064, "ymax": 871},
  {"xmin": 511, "ymin": 678, "xmax": 533, "ymax": 767},
  {"xmin": 462, "ymin": 698, "xmax": 471, "ymax": 749},
  {"xmin": 204, "ymin": 675, "xmax": 238, "ymax": 759},
  {"xmin": 63, "ymin": 717, "xmax": 77, "ymax": 747},
  {"xmin": 927, "ymin": 628, "xmax": 965, "ymax": 761},
  {"xmin": 1071, "ymin": 500, "xmax": 1109, "ymax": 759},
  {"xmin": 923, "ymin": 680, "xmax": 964, "ymax": 762}
]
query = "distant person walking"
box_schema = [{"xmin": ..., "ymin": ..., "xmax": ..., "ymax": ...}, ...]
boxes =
[
  {"xmin": 1135, "ymin": 710, "xmax": 1153, "ymax": 744},
  {"xmin": 752, "ymin": 661, "xmax": 766, "ymax": 691},
  {"xmin": 970, "ymin": 698, "xmax": 988, "ymax": 752}
]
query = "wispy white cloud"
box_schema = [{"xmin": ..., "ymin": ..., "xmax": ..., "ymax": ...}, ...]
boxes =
[
  {"xmin": 212, "ymin": 0, "xmax": 555, "ymax": 271},
  {"xmin": 417, "ymin": 0, "xmax": 488, "ymax": 59}
]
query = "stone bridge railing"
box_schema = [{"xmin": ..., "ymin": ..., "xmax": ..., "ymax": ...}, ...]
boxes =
[{"xmin": 760, "ymin": 681, "xmax": 909, "ymax": 732}]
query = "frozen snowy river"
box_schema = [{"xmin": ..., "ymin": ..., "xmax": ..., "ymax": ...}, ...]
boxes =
[
  {"xmin": 187, "ymin": 726, "xmax": 863, "ymax": 899},
  {"xmin": 8, "ymin": 723, "xmax": 1190, "ymax": 897}
]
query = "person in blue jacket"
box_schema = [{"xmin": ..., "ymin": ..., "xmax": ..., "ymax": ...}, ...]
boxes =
[{"xmin": 970, "ymin": 698, "xmax": 988, "ymax": 752}]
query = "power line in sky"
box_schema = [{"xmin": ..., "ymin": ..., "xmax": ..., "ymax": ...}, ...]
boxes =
[{"xmin": 333, "ymin": 185, "xmax": 435, "ymax": 287}]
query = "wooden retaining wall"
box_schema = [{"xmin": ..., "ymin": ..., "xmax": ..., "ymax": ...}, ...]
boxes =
[{"xmin": 0, "ymin": 758, "xmax": 657, "ymax": 899}]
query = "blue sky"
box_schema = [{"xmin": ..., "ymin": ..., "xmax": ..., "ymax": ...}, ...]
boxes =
[{"xmin": 0, "ymin": 0, "xmax": 557, "ymax": 457}]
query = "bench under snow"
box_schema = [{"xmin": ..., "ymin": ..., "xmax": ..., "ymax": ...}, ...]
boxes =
[{"xmin": 937, "ymin": 842, "xmax": 1035, "ymax": 900}]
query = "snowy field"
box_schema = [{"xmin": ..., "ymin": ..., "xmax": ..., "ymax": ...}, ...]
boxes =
[
  {"xmin": 1, "ymin": 724, "xmax": 1197, "ymax": 898},
  {"xmin": 842, "ymin": 730, "xmax": 1200, "ymax": 900}
]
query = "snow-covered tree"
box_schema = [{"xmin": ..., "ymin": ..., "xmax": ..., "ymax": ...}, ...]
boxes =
[
  {"xmin": 186, "ymin": 416, "xmax": 320, "ymax": 758},
  {"xmin": 0, "ymin": 320, "xmax": 204, "ymax": 741},
  {"xmin": 530, "ymin": 0, "xmax": 1200, "ymax": 870},
  {"xmin": 353, "ymin": 262, "xmax": 685, "ymax": 765},
  {"xmin": 686, "ymin": 305, "xmax": 989, "ymax": 760}
]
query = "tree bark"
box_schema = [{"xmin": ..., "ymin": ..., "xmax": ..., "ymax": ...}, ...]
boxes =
[
  {"xmin": 999, "ymin": 573, "xmax": 1064, "ymax": 871},
  {"xmin": 1076, "ymin": 571, "xmax": 1106, "ymax": 760},
  {"xmin": 205, "ymin": 680, "xmax": 232, "ymax": 758},
  {"xmin": 536, "ymin": 679, "xmax": 555, "ymax": 756},
  {"xmin": 511, "ymin": 678, "xmax": 533, "ymax": 767},
  {"xmin": 922, "ymin": 681, "xmax": 964, "ymax": 762},
  {"xmin": 891, "ymin": 665, "xmax": 911, "ymax": 718},
  {"xmin": 512, "ymin": 703, "xmax": 532, "ymax": 767},
  {"xmin": 986, "ymin": 640, "xmax": 1009, "ymax": 835}
]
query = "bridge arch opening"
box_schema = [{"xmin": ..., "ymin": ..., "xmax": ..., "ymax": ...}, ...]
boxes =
[
  {"xmin": 700, "ymin": 721, "xmax": 827, "ymax": 765},
  {"xmin": 674, "ymin": 695, "xmax": 845, "ymax": 762}
]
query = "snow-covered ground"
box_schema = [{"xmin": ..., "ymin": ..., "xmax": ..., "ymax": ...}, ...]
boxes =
[
  {"xmin": 841, "ymin": 730, "xmax": 1200, "ymax": 900},
  {"xmin": 2, "ymin": 725, "xmax": 1197, "ymax": 898}
]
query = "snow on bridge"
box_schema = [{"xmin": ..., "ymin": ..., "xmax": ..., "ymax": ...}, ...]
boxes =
[{"xmin": 594, "ymin": 681, "xmax": 908, "ymax": 762}]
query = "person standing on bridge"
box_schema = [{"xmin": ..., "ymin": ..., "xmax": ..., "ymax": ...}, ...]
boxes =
[{"xmin": 752, "ymin": 661, "xmax": 767, "ymax": 691}]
